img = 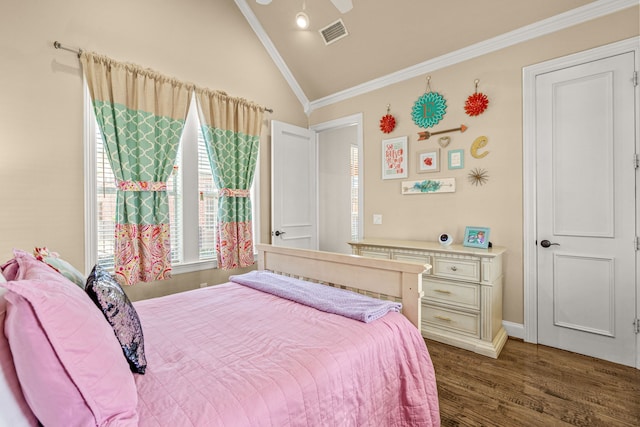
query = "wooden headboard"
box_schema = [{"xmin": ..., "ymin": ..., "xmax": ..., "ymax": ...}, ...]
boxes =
[{"xmin": 256, "ymin": 244, "xmax": 429, "ymax": 329}]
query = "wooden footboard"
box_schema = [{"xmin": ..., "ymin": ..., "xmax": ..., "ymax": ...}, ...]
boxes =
[{"xmin": 256, "ymin": 244, "xmax": 430, "ymax": 329}]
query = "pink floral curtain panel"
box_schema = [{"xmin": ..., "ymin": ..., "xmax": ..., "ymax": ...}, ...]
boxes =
[
  {"xmin": 81, "ymin": 52, "xmax": 192, "ymax": 286},
  {"xmin": 195, "ymin": 89, "xmax": 264, "ymax": 269}
]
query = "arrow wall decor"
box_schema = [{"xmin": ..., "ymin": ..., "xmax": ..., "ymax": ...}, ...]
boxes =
[{"xmin": 418, "ymin": 124, "xmax": 467, "ymax": 141}]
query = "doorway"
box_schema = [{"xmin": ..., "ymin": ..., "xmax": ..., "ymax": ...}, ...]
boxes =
[
  {"xmin": 270, "ymin": 114, "xmax": 363, "ymax": 253},
  {"xmin": 523, "ymin": 37, "xmax": 639, "ymax": 368},
  {"xmin": 312, "ymin": 114, "xmax": 363, "ymax": 254},
  {"xmin": 316, "ymin": 124, "xmax": 359, "ymax": 254}
]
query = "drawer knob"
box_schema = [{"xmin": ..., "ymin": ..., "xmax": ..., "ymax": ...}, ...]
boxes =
[
  {"xmin": 434, "ymin": 289, "xmax": 451, "ymax": 294},
  {"xmin": 435, "ymin": 315, "xmax": 452, "ymax": 322},
  {"xmin": 450, "ymin": 266, "xmax": 458, "ymax": 271}
]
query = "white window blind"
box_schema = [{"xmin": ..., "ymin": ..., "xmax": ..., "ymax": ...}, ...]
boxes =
[
  {"xmin": 95, "ymin": 129, "xmax": 116, "ymax": 270},
  {"xmin": 167, "ymin": 149, "xmax": 182, "ymax": 264},
  {"xmin": 197, "ymin": 127, "xmax": 217, "ymax": 260},
  {"xmin": 350, "ymin": 144, "xmax": 359, "ymax": 242}
]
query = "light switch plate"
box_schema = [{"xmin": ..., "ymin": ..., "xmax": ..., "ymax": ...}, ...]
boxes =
[{"xmin": 373, "ymin": 214, "xmax": 383, "ymax": 225}]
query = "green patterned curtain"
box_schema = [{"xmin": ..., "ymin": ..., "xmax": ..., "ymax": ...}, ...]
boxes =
[
  {"xmin": 195, "ymin": 89, "xmax": 264, "ymax": 269},
  {"xmin": 81, "ymin": 52, "xmax": 192, "ymax": 286}
]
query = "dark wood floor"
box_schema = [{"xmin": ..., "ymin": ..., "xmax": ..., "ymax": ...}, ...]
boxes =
[{"xmin": 426, "ymin": 338, "xmax": 640, "ymax": 427}]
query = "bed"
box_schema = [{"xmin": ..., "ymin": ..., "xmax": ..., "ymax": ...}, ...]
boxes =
[{"xmin": 0, "ymin": 243, "xmax": 440, "ymax": 426}]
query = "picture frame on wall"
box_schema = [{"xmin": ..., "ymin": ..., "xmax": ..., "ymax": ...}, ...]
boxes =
[
  {"xmin": 401, "ymin": 178, "xmax": 456, "ymax": 194},
  {"xmin": 448, "ymin": 149, "xmax": 464, "ymax": 170},
  {"xmin": 463, "ymin": 226, "xmax": 491, "ymax": 249},
  {"xmin": 417, "ymin": 149, "xmax": 440, "ymax": 173},
  {"xmin": 382, "ymin": 136, "xmax": 408, "ymax": 180}
]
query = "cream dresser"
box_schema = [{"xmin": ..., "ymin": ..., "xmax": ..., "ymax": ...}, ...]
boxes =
[{"xmin": 349, "ymin": 239, "xmax": 508, "ymax": 358}]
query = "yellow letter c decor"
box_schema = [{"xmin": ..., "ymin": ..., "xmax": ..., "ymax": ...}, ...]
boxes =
[{"xmin": 470, "ymin": 136, "xmax": 489, "ymax": 159}]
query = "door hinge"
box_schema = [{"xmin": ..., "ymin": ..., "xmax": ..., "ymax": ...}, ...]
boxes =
[
  {"xmin": 635, "ymin": 154, "xmax": 640, "ymax": 169},
  {"xmin": 634, "ymin": 318, "xmax": 640, "ymax": 334},
  {"xmin": 635, "ymin": 236, "xmax": 640, "ymax": 251},
  {"xmin": 634, "ymin": 71, "xmax": 639, "ymax": 87}
]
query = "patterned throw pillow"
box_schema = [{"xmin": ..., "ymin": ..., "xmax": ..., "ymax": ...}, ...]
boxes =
[
  {"xmin": 33, "ymin": 247, "xmax": 85, "ymax": 288},
  {"xmin": 85, "ymin": 265, "xmax": 147, "ymax": 374}
]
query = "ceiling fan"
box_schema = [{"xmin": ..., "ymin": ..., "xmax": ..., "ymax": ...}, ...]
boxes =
[{"xmin": 255, "ymin": 0, "xmax": 353, "ymax": 14}]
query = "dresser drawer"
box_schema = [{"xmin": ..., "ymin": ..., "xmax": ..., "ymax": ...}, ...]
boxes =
[
  {"xmin": 358, "ymin": 249, "xmax": 390, "ymax": 259},
  {"xmin": 391, "ymin": 252, "xmax": 430, "ymax": 267},
  {"xmin": 432, "ymin": 257, "xmax": 480, "ymax": 282},
  {"xmin": 422, "ymin": 304, "xmax": 480, "ymax": 338},
  {"xmin": 424, "ymin": 278, "xmax": 479, "ymax": 310}
]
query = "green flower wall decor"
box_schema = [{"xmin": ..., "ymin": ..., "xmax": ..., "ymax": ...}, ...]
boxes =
[{"xmin": 412, "ymin": 92, "xmax": 447, "ymax": 128}]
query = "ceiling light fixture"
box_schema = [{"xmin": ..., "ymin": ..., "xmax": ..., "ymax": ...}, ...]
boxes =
[
  {"xmin": 295, "ymin": 1, "xmax": 309, "ymax": 29},
  {"xmin": 295, "ymin": 11, "xmax": 309, "ymax": 29},
  {"xmin": 256, "ymin": 0, "xmax": 272, "ymax": 5}
]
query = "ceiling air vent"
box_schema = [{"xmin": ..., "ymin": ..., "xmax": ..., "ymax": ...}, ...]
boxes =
[{"xmin": 319, "ymin": 19, "xmax": 348, "ymax": 45}]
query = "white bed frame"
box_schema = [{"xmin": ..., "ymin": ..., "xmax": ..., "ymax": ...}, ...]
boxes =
[{"xmin": 256, "ymin": 244, "xmax": 429, "ymax": 329}]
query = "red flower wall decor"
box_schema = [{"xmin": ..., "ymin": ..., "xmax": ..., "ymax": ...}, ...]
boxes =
[
  {"xmin": 464, "ymin": 79, "xmax": 489, "ymax": 117},
  {"xmin": 380, "ymin": 114, "xmax": 396, "ymax": 133},
  {"xmin": 379, "ymin": 104, "xmax": 396, "ymax": 133}
]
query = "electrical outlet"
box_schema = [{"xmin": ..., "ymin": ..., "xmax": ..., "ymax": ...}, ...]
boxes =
[
  {"xmin": 199, "ymin": 282, "xmax": 208, "ymax": 288},
  {"xmin": 373, "ymin": 214, "xmax": 383, "ymax": 225}
]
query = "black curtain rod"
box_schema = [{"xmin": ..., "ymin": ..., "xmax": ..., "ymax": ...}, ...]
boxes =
[{"xmin": 53, "ymin": 41, "xmax": 274, "ymax": 114}]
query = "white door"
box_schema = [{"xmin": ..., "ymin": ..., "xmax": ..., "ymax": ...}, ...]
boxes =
[
  {"xmin": 536, "ymin": 52, "xmax": 637, "ymax": 366},
  {"xmin": 271, "ymin": 120, "xmax": 318, "ymax": 249}
]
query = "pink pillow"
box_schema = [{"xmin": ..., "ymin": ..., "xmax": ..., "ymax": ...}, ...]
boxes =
[
  {"xmin": 0, "ymin": 289, "xmax": 38, "ymax": 427},
  {"xmin": 1, "ymin": 251, "xmax": 139, "ymax": 426},
  {"xmin": 0, "ymin": 259, "xmax": 19, "ymax": 281},
  {"xmin": 12, "ymin": 249, "xmax": 75, "ymax": 284},
  {"xmin": 4, "ymin": 291, "xmax": 94, "ymax": 425}
]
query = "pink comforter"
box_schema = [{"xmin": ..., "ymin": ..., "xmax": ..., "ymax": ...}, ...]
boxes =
[{"xmin": 133, "ymin": 282, "xmax": 440, "ymax": 426}]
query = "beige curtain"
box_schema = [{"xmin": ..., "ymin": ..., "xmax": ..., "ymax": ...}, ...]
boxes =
[
  {"xmin": 81, "ymin": 52, "xmax": 193, "ymax": 285},
  {"xmin": 195, "ymin": 88, "xmax": 264, "ymax": 269}
]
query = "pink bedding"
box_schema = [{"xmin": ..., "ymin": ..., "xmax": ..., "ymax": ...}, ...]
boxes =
[{"xmin": 133, "ymin": 282, "xmax": 440, "ymax": 426}]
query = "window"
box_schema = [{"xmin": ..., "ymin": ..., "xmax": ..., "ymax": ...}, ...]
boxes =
[
  {"xmin": 85, "ymin": 92, "xmax": 258, "ymax": 274},
  {"xmin": 350, "ymin": 144, "xmax": 359, "ymax": 242}
]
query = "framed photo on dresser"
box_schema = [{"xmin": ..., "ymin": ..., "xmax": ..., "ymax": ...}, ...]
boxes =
[{"xmin": 463, "ymin": 226, "xmax": 490, "ymax": 249}]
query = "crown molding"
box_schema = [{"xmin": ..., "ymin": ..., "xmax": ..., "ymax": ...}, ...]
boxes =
[
  {"xmin": 234, "ymin": 0, "xmax": 311, "ymax": 114},
  {"xmin": 308, "ymin": 0, "xmax": 638, "ymax": 113},
  {"xmin": 236, "ymin": 0, "xmax": 637, "ymax": 115}
]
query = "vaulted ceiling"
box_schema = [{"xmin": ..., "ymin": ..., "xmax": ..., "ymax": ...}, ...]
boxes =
[{"xmin": 234, "ymin": 0, "xmax": 632, "ymax": 111}]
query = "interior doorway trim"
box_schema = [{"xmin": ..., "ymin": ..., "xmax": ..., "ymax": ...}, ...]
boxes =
[
  {"xmin": 311, "ymin": 113, "xmax": 364, "ymax": 240},
  {"xmin": 522, "ymin": 37, "xmax": 639, "ymax": 359}
]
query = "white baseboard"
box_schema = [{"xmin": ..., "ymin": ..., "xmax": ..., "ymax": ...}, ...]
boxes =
[{"xmin": 502, "ymin": 321, "xmax": 525, "ymax": 340}]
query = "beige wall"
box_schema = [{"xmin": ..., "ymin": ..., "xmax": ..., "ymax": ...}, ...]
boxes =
[
  {"xmin": 0, "ymin": 0, "xmax": 307, "ymax": 300},
  {"xmin": 309, "ymin": 7, "xmax": 639, "ymax": 324}
]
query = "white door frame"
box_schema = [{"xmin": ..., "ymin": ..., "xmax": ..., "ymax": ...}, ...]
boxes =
[
  {"xmin": 522, "ymin": 37, "xmax": 640, "ymax": 368},
  {"xmin": 311, "ymin": 113, "xmax": 364, "ymax": 241}
]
